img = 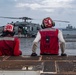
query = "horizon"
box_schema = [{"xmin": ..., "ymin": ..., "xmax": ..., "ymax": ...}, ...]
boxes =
[{"xmin": 0, "ymin": 0, "xmax": 76, "ymax": 28}]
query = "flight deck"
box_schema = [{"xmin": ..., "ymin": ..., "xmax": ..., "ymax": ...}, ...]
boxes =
[{"xmin": 0, "ymin": 55, "xmax": 76, "ymax": 75}]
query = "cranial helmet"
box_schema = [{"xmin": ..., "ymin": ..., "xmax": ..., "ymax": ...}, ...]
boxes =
[
  {"xmin": 4, "ymin": 24, "xmax": 14, "ymax": 32},
  {"xmin": 41, "ymin": 17, "xmax": 55, "ymax": 29}
]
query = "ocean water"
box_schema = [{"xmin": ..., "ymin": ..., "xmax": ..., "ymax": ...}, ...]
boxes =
[
  {"xmin": 20, "ymin": 38, "xmax": 76, "ymax": 56},
  {"xmin": 20, "ymin": 38, "xmax": 40, "ymax": 55}
]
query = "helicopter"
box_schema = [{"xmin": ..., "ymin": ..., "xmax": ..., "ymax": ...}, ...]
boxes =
[
  {"xmin": 0, "ymin": 16, "xmax": 41, "ymax": 37},
  {"xmin": 0, "ymin": 16, "xmax": 70, "ymax": 37}
]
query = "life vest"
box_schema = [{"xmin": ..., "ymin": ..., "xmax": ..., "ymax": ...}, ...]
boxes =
[
  {"xmin": 39, "ymin": 28, "xmax": 59, "ymax": 55},
  {"xmin": 0, "ymin": 37, "xmax": 22, "ymax": 56}
]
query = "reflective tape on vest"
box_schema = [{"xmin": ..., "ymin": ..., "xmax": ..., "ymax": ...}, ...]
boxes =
[{"xmin": 0, "ymin": 37, "xmax": 14, "ymax": 41}]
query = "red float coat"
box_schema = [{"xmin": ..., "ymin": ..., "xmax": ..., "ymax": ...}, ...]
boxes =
[
  {"xmin": 39, "ymin": 28, "xmax": 59, "ymax": 55},
  {"xmin": 0, "ymin": 37, "xmax": 22, "ymax": 56}
]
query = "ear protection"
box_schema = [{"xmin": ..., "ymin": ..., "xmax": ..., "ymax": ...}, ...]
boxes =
[{"xmin": 41, "ymin": 17, "xmax": 55, "ymax": 29}]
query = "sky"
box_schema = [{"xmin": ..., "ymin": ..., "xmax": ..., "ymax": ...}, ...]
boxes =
[{"xmin": 0, "ymin": 0, "xmax": 76, "ymax": 28}]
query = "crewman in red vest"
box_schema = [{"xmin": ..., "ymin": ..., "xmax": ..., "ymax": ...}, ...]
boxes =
[
  {"xmin": 0, "ymin": 24, "xmax": 22, "ymax": 56},
  {"xmin": 31, "ymin": 17, "xmax": 66, "ymax": 56}
]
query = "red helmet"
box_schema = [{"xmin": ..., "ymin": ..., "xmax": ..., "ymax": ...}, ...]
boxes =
[
  {"xmin": 4, "ymin": 24, "xmax": 14, "ymax": 32},
  {"xmin": 41, "ymin": 17, "xmax": 55, "ymax": 29}
]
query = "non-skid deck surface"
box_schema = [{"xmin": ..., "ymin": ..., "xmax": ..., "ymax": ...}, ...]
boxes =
[
  {"xmin": 0, "ymin": 55, "xmax": 76, "ymax": 75},
  {"xmin": 42, "ymin": 55, "xmax": 76, "ymax": 60},
  {"xmin": 7, "ymin": 56, "xmax": 40, "ymax": 60}
]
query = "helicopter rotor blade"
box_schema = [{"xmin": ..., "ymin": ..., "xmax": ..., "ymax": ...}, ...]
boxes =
[
  {"xmin": 53, "ymin": 20, "xmax": 70, "ymax": 23},
  {"xmin": 0, "ymin": 16, "xmax": 20, "ymax": 19},
  {"xmin": 0, "ymin": 16, "xmax": 69, "ymax": 23},
  {"xmin": 0, "ymin": 16, "xmax": 33, "ymax": 20},
  {"xmin": 34, "ymin": 19, "xmax": 70, "ymax": 23}
]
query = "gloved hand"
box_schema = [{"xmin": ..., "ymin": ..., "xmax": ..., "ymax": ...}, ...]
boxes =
[
  {"xmin": 61, "ymin": 53, "xmax": 67, "ymax": 56},
  {"xmin": 31, "ymin": 53, "xmax": 37, "ymax": 56}
]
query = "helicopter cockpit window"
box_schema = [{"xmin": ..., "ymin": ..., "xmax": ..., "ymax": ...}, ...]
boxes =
[
  {"xmin": 18, "ymin": 26, "xmax": 23, "ymax": 34},
  {"xmin": 25, "ymin": 27, "xmax": 27, "ymax": 30},
  {"xmin": 32, "ymin": 27, "xmax": 33, "ymax": 31},
  {"xmin": 23, "ymin": 27, "xmax": 28, "ymax": 32}
]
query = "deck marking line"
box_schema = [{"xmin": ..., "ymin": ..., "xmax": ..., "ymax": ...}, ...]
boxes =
[
  {"xmin": 39, "ymin": 56, "xmax": 42, "ymax": 61},
  {"xmin": 2, "ymin": 56, "xmax": 10, "ymax": 61}
]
